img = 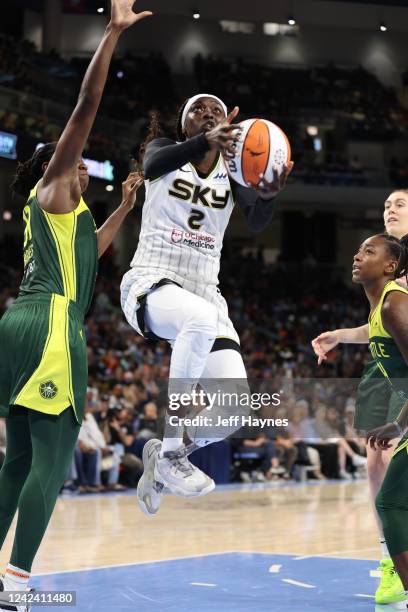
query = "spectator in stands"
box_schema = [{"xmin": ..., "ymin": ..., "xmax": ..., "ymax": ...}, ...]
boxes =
[
  {"xmin": 288, "ymin": 400, "xmax": 325, "ymax": 479},
  {"xmin": 101, "ymin": 407, "xmax": 143, "ymax": 488},
  {"xmin": 76, "ymin": 404, "xmax": 123, "ymax": 493},
  {"xmin": 267, "ymin": 407, "xmax": 299, "ymax": 479},
  {"xmin": 311, "ymin": 403, "xmax": 366, "ymax": 479},
  {"xmin": 138, "ymin": 401, "xmax": 161, "ymax": 440},
  {"xmin": 238, "ymin": 423, "xmax": 284, "ymax": 482}
]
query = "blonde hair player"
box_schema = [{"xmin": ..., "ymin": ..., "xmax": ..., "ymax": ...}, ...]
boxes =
[
  {"xmin": 312, "ymin": 189, "xmax": 408, "ymax": 605},
  {"xmin": 121, "ymin": 95, "xmax": 293, "ymax": 514},
  {"xmin": 0, "ymin": 2, "xmax": 150, "ymax": 610}
]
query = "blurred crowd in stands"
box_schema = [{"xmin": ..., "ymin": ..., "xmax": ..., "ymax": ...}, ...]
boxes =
[
  {"xmin": 0, "ymin": 239, "xmax": 370, "ymax": 488},
  {"xmin": 2, "ymin": 31, "xmax": 405, "ymax": 488},
  {"xmin": 194, "ymin": 55, "xmax": 407, "ymax": 141},
  {"xmin": 1, "ymin": 34, "xmax": 407, "ymax": 186}
]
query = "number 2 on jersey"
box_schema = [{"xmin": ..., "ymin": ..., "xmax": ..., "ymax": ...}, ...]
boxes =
[{"xmin": 188, "ymin": 208, "xmax": 205, "ymax": 231}]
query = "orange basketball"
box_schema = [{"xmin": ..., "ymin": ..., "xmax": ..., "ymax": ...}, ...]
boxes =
[{"xmin": 226, "ymin": 118, "xmax": 292, "ymax": 187}]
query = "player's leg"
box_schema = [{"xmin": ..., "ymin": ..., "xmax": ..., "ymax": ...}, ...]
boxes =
[
  {"xmin": 365, "ymin": 439, "xmax": 404, "ymax": 603},
  {"xmin": 1, "ymin": 408, "xmax": 80, "ymax": 595},
  {"xmin": 134, "ymin": 284, "xmax": 218, "ymax": 513},
  {"xmin": 375, "ymin": 441, "xmax": 408, "ymax": 603},
  {"xmin": 0, "ymin": 409, "xmax": 32, "ymax": 553},
  {"xmin": 354, "ymin": 367, "xmax": 404, "ymax": 603},
  {"xmin": 145, "ymin": 283, "xmax": 218, "ymax": 390},
  {"xmin": 152, "ymin": 347, "xmax": 249, "ymax": 502},
  {"xmin": 184, "ymin": 346, "xmax": 249, "ymax": 447}
]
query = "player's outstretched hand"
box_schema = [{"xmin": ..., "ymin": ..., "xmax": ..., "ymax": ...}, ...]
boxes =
[
  {"xmin": 121, "ymin": 171, "xmax": 144, "ymax": 210},
  {"xmin": 253, "ymin": 161, "xmax": 294, "ymax": 200},
  {"xmin": 206, "ymin": 106, "xmax": 242, "ymax": 157},
  {"xmin": 311, "ymin": 331, "xmax": 340, "ymax": 365},
  {"xmin": 110, "ymin": 0, "xmax": 153, "ymax": 32},
  {"xmin": 366, "ymin": 422, "xmax": 401, "ymax": 450}
]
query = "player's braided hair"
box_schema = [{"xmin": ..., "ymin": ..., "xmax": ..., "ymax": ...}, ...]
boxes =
[
  {"xmin": 139, "ymin": 99, "xmax": 190, "ymax": 162},
  {"xmin": 138, "ymin": 111, "xmax": 165, "ymax": 162},
  {"xmin": 175, "ymin": 98, "xmax": 189, "ymax": 142},
  {"xmin": 11, "ymin": 143, "xmax": 57, "ymax": 198},
  {"xmin": 381, "ymin": 233, "xmax": 408, "ymax": 282}
]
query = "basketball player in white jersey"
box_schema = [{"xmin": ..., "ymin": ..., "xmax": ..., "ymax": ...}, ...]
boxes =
[{"xmin": 121, "ymin": 94, "xmax": 293, "ymax": 515}]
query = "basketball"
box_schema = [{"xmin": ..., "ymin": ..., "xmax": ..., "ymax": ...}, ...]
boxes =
[{"xmin": 225, "ymin": 118, "xmax": 292, "ymax": 188}]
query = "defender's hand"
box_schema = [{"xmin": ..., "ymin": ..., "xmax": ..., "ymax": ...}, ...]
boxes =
[
  {"xmin": 121, "ymin": 171, "xmax": 144, "ymax": 210},
  {"xmin": 311, "ymin": 331, "xmax": 340, "ymax": 365},
  {"xmin": 110, "ymin": 0, "xmax": 153, "ymax": 32},
  {"xmin": 366, "ymin": 422, "xmax": 401, "ymax": 450}
]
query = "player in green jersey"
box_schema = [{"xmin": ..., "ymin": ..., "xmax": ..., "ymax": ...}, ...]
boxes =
[
  {"xmin": 0, "ymin": 2, "xmax": 151, "ymax": 609},
  {"xmin": 312, "ymin": 189, "xmax": 408, "ymax": 604},
  {"xmin": 353, "ymin": 233, "xmax": 408, "ymax": 603}
]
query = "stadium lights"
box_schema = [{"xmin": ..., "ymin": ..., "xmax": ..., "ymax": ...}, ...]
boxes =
[
  {"xmin": 380, "ymin": 22, "xmax": 387, "ymax": 32},
  {"xmin": 97, "ymin": 7, "xmax": 104, "ymax": 14},
  {"xmin": 3, "ymin": 211, "xmax": 12, "ymax": 221},
  {"xmin": 288, "ymin": 16, "xmax": 296, "ymax": 26},
  {"xmin": 106, "ymin": 185, "xmax": 114, "ymax": 192},
  {"xmin": 193, "ymin": 12, "xmax": 201, "ymax": 20}
]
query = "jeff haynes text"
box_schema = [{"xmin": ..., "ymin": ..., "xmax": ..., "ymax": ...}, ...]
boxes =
[{"xmin": 167, "ymin": 415, "xmax": 289, "ymax": 428}]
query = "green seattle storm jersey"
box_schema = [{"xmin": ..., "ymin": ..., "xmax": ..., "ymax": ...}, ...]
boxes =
[
  {"xmin": 20, "ymin": 184, "xmax": 98, "ymax": 315},
  {"xmin": 368, "ymin": 280, "xmax": 408, "ymax": 388}
]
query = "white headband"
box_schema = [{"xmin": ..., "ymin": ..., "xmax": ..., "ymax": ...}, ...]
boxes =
[{"xmin": 181, "ymin": 94, "xmax": 228, "ymax": 130}]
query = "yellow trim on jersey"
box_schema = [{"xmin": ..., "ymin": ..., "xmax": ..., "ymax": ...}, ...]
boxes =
[
  {"xmin": 44, "ymin": 210, "xmax": 77, "ymax": 301},
  {"xmin": 14, "ymin": 294, "xmax": 76, "ymax": 416},
  {"xmin": 393, "ymin": 438, "xmax": 408, "ymax": 457},
  {"xmin": 369, "ymin": 280, "xmax": 408, "ymax": 339},
  {"xmin": 30, "ymin": 183, "xmax": 89, "ymax": 217},
  {"xmin": 29, "ymin": 184, "xmax": 92, "ymax": 302}
]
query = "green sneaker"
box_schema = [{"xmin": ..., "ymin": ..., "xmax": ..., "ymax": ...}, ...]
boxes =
[{"xmin": 375, "ymin": 558, "xmax": 406, "ymax": 604}]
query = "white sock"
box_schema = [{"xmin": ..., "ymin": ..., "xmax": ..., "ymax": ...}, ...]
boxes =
[
  {"xmin": 4, "ymin": 564, "xmax": 30, "ymax": 591},
  {"xmin": 161, "ymin": 437, "xmax": 183, "ymax": 454},
  {"xmin": 380, "ymin": 538, "xmax": 391, "ymax": 560}
]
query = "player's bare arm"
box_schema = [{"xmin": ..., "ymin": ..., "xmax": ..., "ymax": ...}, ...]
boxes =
[
  {"xmin": 312, "ymin": 325, "xmax": 370, "ymax": 364},
  {"xmin": 37, "ymin": 0, "xmax": 152, "ymax": 214},
  {"xmin": 97, "ymin": 171, "xmax": 144, "ymax": 258}
]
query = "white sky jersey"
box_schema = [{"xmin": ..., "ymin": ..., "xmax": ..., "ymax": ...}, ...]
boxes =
[{"xmin": 127, "ymin": 154, "xmax": 234, "ymax": 292}]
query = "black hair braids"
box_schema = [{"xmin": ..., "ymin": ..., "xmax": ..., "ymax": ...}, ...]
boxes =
[
  {"xmin": 11, "ymin": 142, "xmax": 57, "ymax": 198},
  {"xmin": 381, "ymin": 233, "xmax": 408, "ymax": 283},
  {"xmin": 175, "ymin": 98, "xmax": 189, "ymax": 142}
]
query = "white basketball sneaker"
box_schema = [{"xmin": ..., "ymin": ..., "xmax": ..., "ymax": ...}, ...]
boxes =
[
  {"xmin": 137, "ymin": 439, "xmax": 165, "ymax": 517},
  {"xmin": 155, "ymin": 445, "xmax": 215, "ymax": 497},
  {"xmin": 0, "ymin": 575, "xmax": 34, "ymax": 612}
]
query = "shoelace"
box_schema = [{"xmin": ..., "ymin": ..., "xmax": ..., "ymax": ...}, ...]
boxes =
[
  {"xmin": 162, "ymin": 446, "xmax": 197, "ymax": 477},
  {"xmin": 378, "ymin": 564, "xmax": 396, "ymax": 586},
  {"xmin": 152, "ymin": 480, "xmax": 164, "ymax": 493},
  {"xmin": 172, "ymin": 457, "xmax": 194, "ymax": 477}
]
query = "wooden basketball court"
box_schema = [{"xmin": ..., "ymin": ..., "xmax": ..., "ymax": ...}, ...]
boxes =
[{"xmin": 0, "ymin": 479, "xmax": 388, "ymax": 611}]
